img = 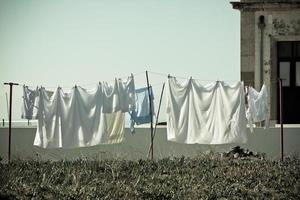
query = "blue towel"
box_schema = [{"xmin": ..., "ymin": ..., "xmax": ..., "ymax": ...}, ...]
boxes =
[{"xmin": 129, "ymin": 87, "xmax": 154, "ymax": 133}]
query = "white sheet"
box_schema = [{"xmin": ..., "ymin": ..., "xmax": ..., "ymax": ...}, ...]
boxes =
[
  {"xmin": 166, "ymin": 77, "xmax": 247, "ymax": 144},
  {"xmin": 102, "ymin": 76, "xmax": 135, "ymax": 113},
  {"xmin": 246, "ymin": 84, "xmax": 269, "ymax": 132},
  {"xmin": 33, "ymin": 76, "xmax": 135, "ymax": 148}
]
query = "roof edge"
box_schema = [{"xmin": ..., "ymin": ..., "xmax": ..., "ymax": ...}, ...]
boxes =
[{"xmin": 230, "ymin": 1, "xmax": 300, "ymax": 11}]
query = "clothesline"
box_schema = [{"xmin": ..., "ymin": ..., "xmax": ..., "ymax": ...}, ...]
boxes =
[
  {"xmin": 1, "ymin": 69, "xmax": 283, "ymax": 162},
  {"xmin": 3, "ymin": 69, "xmax": 284, "ymax": 92},
  {"xmin": 243, "ymin": 77, "xmax": 285, "ymax": 81},
  {"xmin": 14, "ymin": 71, "xmax": 169, "ymax": 89},
  {"xmin": 150, "ymin": 82, "xmax": 166, "ymax": 87},
  {"xmin": 147, "ymin": 70, "xmax": 284, "ymax": 85},
  {"xmin": 11, "ymin": 73, "xmax": 271, "ymax": 159},
  {"xmin": 147, "ymin": 70, "xmax": 241, "ymax": 82},
  {"xmin": 15, "ymin": 71, "xmax": 146, "ymax": 89}
]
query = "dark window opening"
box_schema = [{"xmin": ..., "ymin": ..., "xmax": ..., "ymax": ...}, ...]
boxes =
[{"xmin": 277, "ymin": 41, "xmax": 300, "ymax": 123}]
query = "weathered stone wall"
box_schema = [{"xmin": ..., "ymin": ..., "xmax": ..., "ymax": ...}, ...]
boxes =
[
  {"xmin": 235, "ymin": 0, "xmax": 300, "ymax": 122},
  {"xmin": 254, "ymin": 11, "xmax": 300, "ymax": 121},
  {"xmin": 241, "ymin": 12, "xmax": 255, "ymax": 87}
]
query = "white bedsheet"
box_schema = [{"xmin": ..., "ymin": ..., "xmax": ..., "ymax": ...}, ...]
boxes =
[
  {"xmin": 166, "ymin": 77, "xmax": 247, "ymax": 144},
  {"xmin": 33, "ymin": 76, "xmax": 135, "ymax": 148}
]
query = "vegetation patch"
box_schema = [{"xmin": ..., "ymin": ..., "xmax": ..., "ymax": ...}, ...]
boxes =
[{"xmin": 1, "ymin": 155, "xmax": 299, "ymax": 199}]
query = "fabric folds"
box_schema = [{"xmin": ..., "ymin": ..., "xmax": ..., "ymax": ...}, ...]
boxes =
[
  {"xmin": 102, "ymin": 76, "xmax": 135, "ymax": 113},
  {"xmin": 21, "ymin": 85, "xmax": 38, "ymax": 120},
  {"xmin": 129, "ymin": 87, "xmax": 155, "ymax": 133},
  {"xmin": 246, "ymin": 84, "xmax": 269, "ymax": 132},
  {"xmin": 32, "ymin": 76, "xmax": 135, "ymax": 149},
  {"xmin": 166, "ymin": 77, "xmax": 247, "ymax": 144}
]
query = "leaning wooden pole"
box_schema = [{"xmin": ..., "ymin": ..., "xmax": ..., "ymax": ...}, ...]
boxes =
[
  {"xmin": 145, "ymin": 71, "xmax": 154, "ymax": 159},
  {"xmin": 4, "ymin": 82, "xmax": 19, "ymax": 162},
  {"xmin": 147, "ymin": 82, "xmax": 165, "ymax": 158},
  {"xmin": 279, "ymin": 78, "xmax": 284, "ymax": 161}
]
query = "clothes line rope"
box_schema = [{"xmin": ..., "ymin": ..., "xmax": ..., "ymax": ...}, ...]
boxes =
[
  {"xmin": 148, "ymin": 71, "xmax": 286, "ymax": 84},
  {"xmin": 15, "ymin": 71, "xmax": 146, "ymax": 89},
  {"xmin": 150, "ymin": 82, "xmax": 166, "ymax": 87},
  {"xmin": 147, "ymin": 70, "xmax": 241, "ymax": 82},
  {"xmin": 6, "ymin": 69, "xmax": 284, "ymax": 90},
  {"xmin": 243, "ymin": 79, "xmax": 285, "ymax": 84}
]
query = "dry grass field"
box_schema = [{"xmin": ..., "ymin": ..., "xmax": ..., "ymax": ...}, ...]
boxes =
[{"xmin": 0, "ymin": 154, "xmax": 299, "ymax": 199}]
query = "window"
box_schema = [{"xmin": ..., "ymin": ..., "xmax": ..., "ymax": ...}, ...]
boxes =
[
  {"xmin": 277, "ymin": 41, "xmax": 300, "ymax": 87},
  {"xmin": 279, "ymin": 62, "xmax": 290, "ymax": 86},
  {"xmin": 277, "ymin": 41, "xmax": 300, "ymax": 124}
]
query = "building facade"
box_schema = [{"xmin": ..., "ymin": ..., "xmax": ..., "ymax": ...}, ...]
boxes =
[{"xmin": 231, "ymin": 0, "xmax": 300, "ymax": 124}]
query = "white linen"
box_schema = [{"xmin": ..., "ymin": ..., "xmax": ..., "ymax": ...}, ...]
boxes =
[
  {"xmin": 102, "ymin": 76, "xmax": 135, "ymax": 113},
  {"xmin": 166, "ymin": 77, "xmax": 247, "ymax": 144},
  {"xmin": 246, "ymin": 84, "xmax": 269, "ymax": 132},
  {"xmin": 33, "ymin": 76, "xmax": 134, "ymax": 149}
]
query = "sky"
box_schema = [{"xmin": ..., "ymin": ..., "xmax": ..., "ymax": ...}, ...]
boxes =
[{"xmin": 0, "ymin": 0, "xmax": 240, "ymax": 123}]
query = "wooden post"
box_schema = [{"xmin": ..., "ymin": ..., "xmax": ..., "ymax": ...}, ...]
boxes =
[
  {"xmin": 147, "ymin": 82, "xmax": 165, "ymax": 158},
  {"xmin": 4, "ymin": 82, "xmax": 19, "ymax": 162},
  {"xmin": 145, "ymin": 71, "xmax": 154, "ymax": 159},
  {"xmin": 278, "ymin": 78, "xmax": 284, "ymax": 161}
]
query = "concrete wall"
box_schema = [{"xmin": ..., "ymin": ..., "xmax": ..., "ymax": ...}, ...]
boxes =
[{"xmin": 0, "ymin": 127, "xmax": 299, "ymax": 161}]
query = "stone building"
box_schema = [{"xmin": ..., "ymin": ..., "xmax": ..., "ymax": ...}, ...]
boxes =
[{"xmin": 231, "ymin": 0, "xmax": 300, "ymax": 124}]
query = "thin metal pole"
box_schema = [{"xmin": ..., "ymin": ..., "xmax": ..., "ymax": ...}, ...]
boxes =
[
  {"xmin": 145, "ymin": 71, "xmax": 154, "ymax": 159},
  {"xmin": 147, "ymin": 82, "xmax": 165, "ymax": 158},
  {"xmin": 4, "ymin": 82, "xmax": 19, "ymax": 162},
  {"xmin": 279, "ymin": 79, "xmax": 284, "ymax": 161}
]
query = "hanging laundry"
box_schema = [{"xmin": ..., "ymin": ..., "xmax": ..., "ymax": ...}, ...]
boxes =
[
  {"xmin": 129, "ymin": 87, "xmax": 155, "ymax": 133},
  {"xmin": 31, "ymin": 89, "xmax": 54, "ymax": 120},
  {"xmin": 102, "ymin": 75, "xmax": 135, "ymax": 113},
  {"xmin": 33, "ymin": 76, "xmax": 135, "ymax": 148},
  {"xmin": 166, "ymin": 77, "xmax": 247, "ymax": 144},
  {"xmin": 21, "ymin": 85, "xmax": 38, "ymax": 120},
  {"xmin": 246, "ymin": 84, "xmax": 269, "ymax": 132}
]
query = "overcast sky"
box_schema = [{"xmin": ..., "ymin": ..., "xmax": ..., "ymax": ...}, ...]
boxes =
[{"xmin": 0, "ymin": 0, "xmax": 240, "ymax": 123}]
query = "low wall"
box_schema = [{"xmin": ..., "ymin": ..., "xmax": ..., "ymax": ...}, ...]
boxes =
[{"xmin": 0, "ymin": 127, "xmax": 299, "ymax": 161}]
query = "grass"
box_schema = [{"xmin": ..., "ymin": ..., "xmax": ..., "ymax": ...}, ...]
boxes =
[{"xmin": 0, "ymin": 155, "xmax": 299, "ymax": 199}]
